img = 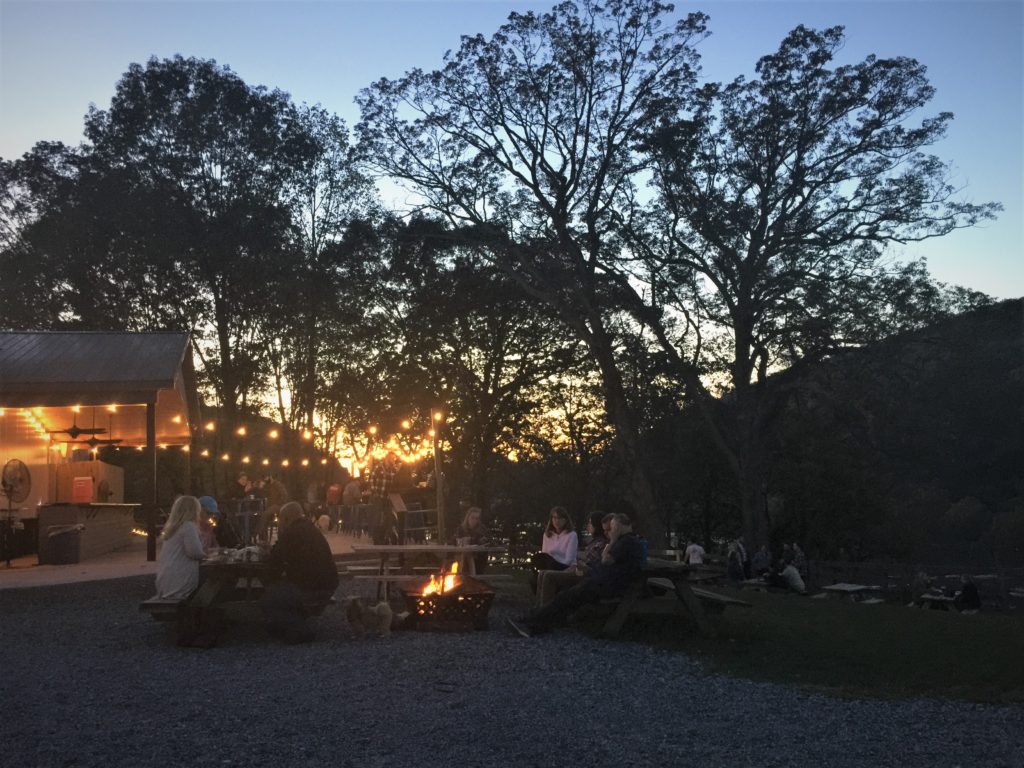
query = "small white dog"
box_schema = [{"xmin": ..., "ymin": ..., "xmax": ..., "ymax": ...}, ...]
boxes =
[{"xmin": 346, "ymin": 597, "xmax": 405, "ymax": 638}]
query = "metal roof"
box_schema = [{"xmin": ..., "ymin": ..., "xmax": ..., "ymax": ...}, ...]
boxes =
[{"xmin": 0, "ymin": 332, "xmax": 198, "ymax": 444}]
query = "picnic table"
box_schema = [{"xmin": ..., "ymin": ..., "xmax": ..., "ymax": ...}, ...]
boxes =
[
  {"xmin": 739, "ymin": 578, "xmax": 769, "ymax": 592},
  {"xmin": 140, "ymin": 554, "xmax": 285, "ymax": 647},
  {"xmin": 821, "ymin": 583, "xmax": 883, "ymax": 602},
  {"xmin": 600, "ymin": 559, "xmax": 749, "ymax": 638},
  {"xmin": 349, "ymin": 543, "xmax": 507, "ymax": 598},
  {"xmin": 918, "ymin": 591, "xmax": 959, "ymax": 611}
]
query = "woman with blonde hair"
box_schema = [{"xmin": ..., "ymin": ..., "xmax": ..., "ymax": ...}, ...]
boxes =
[{"xmin": 155, "ymin": 495, "xmax": 206, "ymax": 600}]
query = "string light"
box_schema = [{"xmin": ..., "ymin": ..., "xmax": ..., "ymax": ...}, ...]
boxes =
[
  {"xmin": 400, "ymin": 419, "xmax": 411, "ymax": 430},
  {"xmin": 171, "ymin": 414, "xmax": 181, "ymax": 423},
  {"xmin": 200, "ymin": 449, "xmax": 210, "ymax": 457},
  {"xmin": 269, "ymin": 429, "xmax": 279, "ymax": 439},
  {"xmin": 236, "ymin": 426, "xmax": 247, "ymax": 436},
  {"xmin": 241, "ymin": 456, "xmax": 250, "ymax": 464},
  {"xmin": 221, "ymin": 453, "xmax": 230, "ymax": 461},
  {"xmin": 301, "ymin": 459, "xmax": 309, "ymax": 467},
  {"xmin": 368, "ymin": 425, "xmax": 378, "ymax": 435},
  {"xmin": 205, "ymin": 422, "xmax": 216, "ymax": 431},
  {"xmin": 281, "ymin": 459, "xmax": 290, "ymax": 467},
  {"xmin": 262, "ymin": 458, "xmax": 270, "ymax": 466},
  {"xmin": 320, "ymin": 458, "xmax": 328, "ymax": 465},
  {"xmin": 302, "ymin": 430, "xmax": 312, "ymax": 440}
]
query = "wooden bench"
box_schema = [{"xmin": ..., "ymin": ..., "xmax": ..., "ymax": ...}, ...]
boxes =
[
  {"xmin": 474, "ymin": 573, "xmax": 516, "ymax": 585},
  {"xmin": 601, "ymin": 577, "xmax": 751, "ymax": 637},
  {"xmin": 139, "ymin": 596, "xmax": 182, "ymax": 622}
]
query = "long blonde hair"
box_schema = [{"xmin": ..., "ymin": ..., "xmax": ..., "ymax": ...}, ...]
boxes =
[{"xmin": 161, "ymin": 495, "xmax": 200, "ymax": 540}]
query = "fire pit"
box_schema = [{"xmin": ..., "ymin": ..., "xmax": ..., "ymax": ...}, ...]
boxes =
[{"xmin": 399, "ymin": 562, "xmax": 495, "ymax": 631}]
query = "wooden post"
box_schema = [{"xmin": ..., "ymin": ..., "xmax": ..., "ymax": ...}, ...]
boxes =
[
  {"xmin": 146, "ymin": 402, "xmax": 157, "ymax": 562},
  {"xmin": 432, "ymin": 411, "xmax": 445, "ymax": 543}
]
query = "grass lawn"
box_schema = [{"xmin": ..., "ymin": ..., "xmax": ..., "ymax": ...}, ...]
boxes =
[{"xmin": 576, "ymin": 587, "xmax": 1024, "ymax": 703}]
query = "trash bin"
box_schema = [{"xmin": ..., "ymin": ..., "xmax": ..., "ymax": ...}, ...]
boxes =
[{"xmin": 40, "ymin": 525, "xmax": 82, "ymax": 565}]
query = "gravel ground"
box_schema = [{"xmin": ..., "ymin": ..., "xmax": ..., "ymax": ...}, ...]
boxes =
[{"xmin": 1, "ymin": 576, "xmax": 1021, "ymax": 768}]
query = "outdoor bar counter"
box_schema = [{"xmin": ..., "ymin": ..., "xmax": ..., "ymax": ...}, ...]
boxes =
[{"xmin": 36, "ymin": 503, "xmax": 140, "ymax": 564}]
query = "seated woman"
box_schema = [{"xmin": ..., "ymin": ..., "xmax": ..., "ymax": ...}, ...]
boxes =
[
  {"xmin": 261, "ymin": 502, "xmax": 340, "ymax": 643},
  {"xmin": 453, "ymin": 506, "xmax": 491, "ymax": 573},
  {"xmin": 155, "ymin": 495, "xmax": 206, "ymax": 600},
  {"xmin": 537, "ymin": 511, "xmax": 608, "ymax": 605},
  {"xmin": 530, "ymin": 506, "xmax": 578, "ymax": 594}
]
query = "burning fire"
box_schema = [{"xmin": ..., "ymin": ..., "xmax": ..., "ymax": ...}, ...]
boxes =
[{"xmin": 422, "ymin": 561, "xmax": 461, "ymax": 595}]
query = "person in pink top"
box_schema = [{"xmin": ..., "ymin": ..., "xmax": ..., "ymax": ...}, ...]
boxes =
[{"xmin": 530, "ymin": 506, "xmax": 578, "ymax": 594}]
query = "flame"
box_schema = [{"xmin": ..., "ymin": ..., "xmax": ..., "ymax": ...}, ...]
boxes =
[{"xmin": 422, "ymin": 561, "xmax": 460, "ymax": 595}]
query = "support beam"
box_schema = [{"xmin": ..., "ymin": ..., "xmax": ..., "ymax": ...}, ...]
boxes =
[{"xmin": 146, "ymin": 402, "xmax": 157, "ymax": 562}]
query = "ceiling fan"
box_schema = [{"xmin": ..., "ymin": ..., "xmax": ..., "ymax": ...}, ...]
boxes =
[
  {"xmin": 71, "ymin": 436, "xmax": 123, "ymax": 448},
  {"xmin": 49, "ymin": 413, "xmax": 107, "ymax": 440},
  {"xmin": 70, "ymin": 412, "xmax": 122, "ymax": 449}
]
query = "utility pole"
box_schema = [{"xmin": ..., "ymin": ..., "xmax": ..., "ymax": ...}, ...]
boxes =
[{"xmin": 432, "ymin": 409, "xmax": 445, "ymax": 542}]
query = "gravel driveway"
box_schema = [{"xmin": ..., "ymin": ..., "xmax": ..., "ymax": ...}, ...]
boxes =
[{"xmin": 1, "ymin": 576, "xmax": 1021, "ymax": 768}]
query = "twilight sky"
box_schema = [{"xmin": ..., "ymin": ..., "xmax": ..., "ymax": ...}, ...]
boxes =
[{"xmin": 1, "ymin": 0, "xmax": 1020, "ymax": 298}]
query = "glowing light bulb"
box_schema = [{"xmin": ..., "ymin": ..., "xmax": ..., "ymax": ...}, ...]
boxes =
[
  {"xmin": 401, "ymin": 419, "xmax": 411, "ymax": 430},
  {"xmin": 237, "ymin": 426, "xmax": 247, "ymax": 436},
  {"xmin": 205, "ymin": 422, "xmax": 216, "ymax": 431},
  {"xmin": 269, "ymin": 429, "xmax": 279, "ymax": 439}
]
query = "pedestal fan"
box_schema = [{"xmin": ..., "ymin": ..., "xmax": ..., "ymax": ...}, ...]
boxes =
[{"xmin": 1, "ymin": 459, "xmax": 31, "ymax": 567}]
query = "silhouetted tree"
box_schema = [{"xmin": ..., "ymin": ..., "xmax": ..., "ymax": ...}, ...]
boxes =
[
  {"xmin": 638, "ymin": 25, "xmax": 1000, "ymax": 544},
  {"xmin": 358, "ymin": 0, "xmax": 710, "ymax": 542}
]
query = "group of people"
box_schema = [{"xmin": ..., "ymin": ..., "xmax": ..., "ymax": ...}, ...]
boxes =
[
  {"xmin": 723, "ymin": 538, "xmax": 808, "ymax": 594},
  {"xmin": 508, "ymin": 507, "xmax": 645, "ymax": 637},
  {"xmin": 154, "ymin": 492, "xmax": 339, "ymax": 644}
]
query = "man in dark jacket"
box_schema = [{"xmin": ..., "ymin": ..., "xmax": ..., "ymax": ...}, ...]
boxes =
[
  {"xmin": 508, "ymin": 513, "xmax": 645, "ymax": 637},
  {"xmin": 261, "ymin": 502, "xmax": 338, "ymax": 643}
]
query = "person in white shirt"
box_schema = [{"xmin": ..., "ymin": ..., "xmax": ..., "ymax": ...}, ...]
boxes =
[
  {"xmin": 530, "ymin": 506, "xmax": 578, "ymax": 594},
  {"xmin": 155, "ymin": 495, "xmax": 206, "ymax": 600},
  {"xmin": 684, "ymin": 540, "xmax": 705, "ymax": 565}
]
